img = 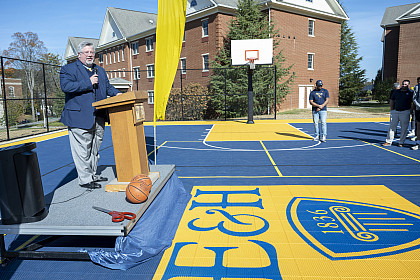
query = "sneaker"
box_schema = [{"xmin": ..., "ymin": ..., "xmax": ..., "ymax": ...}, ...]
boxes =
[
  {"xmin": 382, "ymin": 142, "xmax": 391, "ymax": 146},
  {"xmin": 313, "ymin": 136, "xmax": 319, "ymax": 141},
  {"xmin": 411, "ymin": 136, "xmax": 417, "ymax": 141},
  {"xmin": 407, "ymin": 131, "xmax": 415, "ymax": 137},
  {"xmin": 411, "ymin": 145, "xmax": 419, "ymax": 150},
  {"xmin": 320, "ymin": 136, "xmax": 326, "ymax": 142}
]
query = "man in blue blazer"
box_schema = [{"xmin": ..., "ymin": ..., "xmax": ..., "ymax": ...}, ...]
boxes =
[{"xmin": 60, "ymin": 41, "xmax": 121, "ymax": 189}]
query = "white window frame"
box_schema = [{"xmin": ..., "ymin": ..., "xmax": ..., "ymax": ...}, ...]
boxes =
[
  {"xmin": 308, "ymin": 19, "xmax": 315, "ymax": 37},
  {"xmin": 202, "ymin": 19, "xmax": 209, "ymax": 37},
  {"xmin": 117, "ymin": 46, "xmax": 120, "ymax": 62},
  {"xmin": 113, "ymin": 48, "xmax": 116, "ymax": 63},
  {"xmin": 147, "ymin": 64, "xmax": 155, "ymax": 78},
  {"xmin": 132, "ymin": 41, "xmax": 139, "ymax": 55},
  {"xmin": 109, "ymin": 51, "xmax": 112, "ymax": 64},
  {"xmin": 133, "ymin": 66, "xmax": 140, "ymax": 80},
  {"xmin": 202, "ymin": 53, "xmax": 209, "ymax": 72},
  {"xmin": 122, "ymin": 68, "xmax": 126, "ymax": 77},
  {"xmin": 109, "ymin": 71, "xmax": 113, "ymax": 79},
  {"xmin": 99, "ymin": 52, "xmax": 103, "ymax": 63},
  {"xmin": 307, "ymin": 53, "xmax": 314, "ymax": 70},
  {"xmin": 118, "ymin": 69, "xmax": 121, "ymax": 78},
  {"xmin": 148, "ymin": 90, "xmax": 154, "ymax": 104},
  {"xmin": 8, "ymin": 86, "xmax": 15, "ymax": 97},
  {"xmin": 146, "ymin": 37, "xmax": 154, "ymax": 52},
  {"xmin": 105, "ymin": 50, "xmax": 108, "ymax": 65},
  {"xmin": 121, "ymin": 46, "xmax": 125, "ymax": 61},
  {"xmin": 183, "ymin": 31, "xmax": 186, "ymax": 42},
  {"xmin": 180, "ymin": 58, "xmax": 186, "ymax": 74}
]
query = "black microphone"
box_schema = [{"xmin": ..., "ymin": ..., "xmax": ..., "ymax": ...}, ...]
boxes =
[{"xmin": 92, "ymin": 66, "xmax": 98, "ymax": 89}]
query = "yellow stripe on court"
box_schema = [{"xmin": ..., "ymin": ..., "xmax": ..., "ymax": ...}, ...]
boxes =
[
  {"xmin": 205, "ymin": 121, "xmax": 312, "ymax": 141},
  {"xmin": 0, "ymin": 130, "xmax": 68, "ymax": 148}
]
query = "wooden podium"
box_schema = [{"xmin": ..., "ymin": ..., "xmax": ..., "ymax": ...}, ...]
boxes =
[{"xmin": 93, "ymin": 91, "xmax": 157, "ymax": 191}]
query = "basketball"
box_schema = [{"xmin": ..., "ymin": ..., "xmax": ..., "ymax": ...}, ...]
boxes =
[
  {"xmin": 130, "ymin": 174, "xmax": 153, "ymax": 191},
  {"xmin": 126, "ymin": 180, "xmax": 149, "ymax": 204}
]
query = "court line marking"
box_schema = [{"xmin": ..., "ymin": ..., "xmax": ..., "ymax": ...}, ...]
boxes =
[
  {"xmin": 147, "ymin": 141, "xmax": 168, "ymax": 156},
  {"xmin": 260, "ymin": 141, "xmax": 282, "ymax": 176},
  {"xmin": 178, "ymin": 174, "xmax": 420, "ymax": 179},
  {"xmin": 360, "ymin": 140, "xmax": 420, "ymax": 163}
]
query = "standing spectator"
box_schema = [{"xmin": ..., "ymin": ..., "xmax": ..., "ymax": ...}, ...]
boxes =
[
  {"xmin": 309, "ymin": 80, "xmax": 329, "ymax": 142},
  {"xmin": 60, "ymin": 41, "xmax": 121, "ymax": 189},
  {"xmin": 382, "ymin": 80, "xmax": 413, "ymax": 147},
  {"xmin": 412, "ymin": 77, "xmax": 420, "ymax": 150}
]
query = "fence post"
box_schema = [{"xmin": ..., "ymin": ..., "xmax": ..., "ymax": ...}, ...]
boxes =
[
  {"xmin": 224, "ymin": 68, "xmax": 227, "ymax": 121},
  {"xmin": 180, "ymin": 68, "xmax": 184, "ymax": 121},
  {"xmin": 1, "ymin": 56, "xmax": 10, "ymax": 140},
  {"xmin": 42, "ymin": 63, "xmax": 49, "ymax": 131},
  {"xmin": 274, "ymin": 65, "xmax": 277, "ymax": 120}
]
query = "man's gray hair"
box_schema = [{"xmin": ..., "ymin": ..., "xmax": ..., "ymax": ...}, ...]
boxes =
[
  {"xmin": 393, "ymin": 82, "xmax": 400, "ymax": 89},
  {"xmin": 77, "ymin": 41, "xmax": 95, "ymax": 53}
]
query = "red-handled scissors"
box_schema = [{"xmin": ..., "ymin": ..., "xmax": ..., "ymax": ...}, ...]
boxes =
[{"xmin": 93, "ymin": 206, "xmax": 136, "ymax": 222}]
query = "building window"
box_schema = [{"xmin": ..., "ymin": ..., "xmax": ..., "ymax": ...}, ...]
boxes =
[
  {"xmin": 202, "ymin": 19, "xmax": 208, "ymax": 37},
  {"xmin": 308, "ymin": 19, "xmax": 315, "ymax": 36},
  {"xmin": 122, "ymin": 68, "xmax": 126, "ymax": 77},
  {"xmin": 306, "ymin": 0, "xmax": 313, "ymax": 2},
  {"xmin": 8, "ymin": 87, "xmax": 15, "ymax": 97},
  {"xmin": 180, "ymin": 58, "xmax": 186, "ymax": 74},
  {"xmin": 146, "ymin": 37, "xmax": 153, "ymax": 52},
  {"xmin": 308, "ymin": 53, "xmax": 314, "ymax": 70},
  {"xmin": 132, "ymin": 42, "xmax": 139, "ymax": 55},
  {"xmin": 121, "ymin": 46, "xmax": 125, "ymax": 61},
  {"xmin": 99, "ymin": 52, "xmax": 103, "ymax": 63},
  {"xmin": 113, "ymin": 48, "xmax": 116, "ymax": 63},
  {"xmin": 112, "ymin": 31, "xmax": 116, "ymax": 38},
  {"xmin": 148, "ymin": 90, "xmax": 154, "ymax": 104},
  {"xmin": 202, "ymin": 54, "xmax": 209, "ymax": 71},
  {"xmin": 147, "ymin": 64, "xmax": 155, "ymax": 78},
  {"xmin": 183, "ymin": 31, "xmax": 186, "ymax": 42},
  {"xmin": 191, "ymin": 0, "xmax": 197, "ymax": 7},
  {"xmin": 118, "ymin": 69, "xmax": 121, "ymax": 78},
  {"xmin": 133, "ymin": 67, "xmax": 140, "ymax": 80},
  {"xmin": 109, "ymin": 71, "xmax": 113, "ymax": 79},
  {"xmin": 109, "ymin": 51, "xmax": 112, "ymax": 64},
  {"xmin": 117, "ymin": 46, "xmax": 120, "ymax": 62}
]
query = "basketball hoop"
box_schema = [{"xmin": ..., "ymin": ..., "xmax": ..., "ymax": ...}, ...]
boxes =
[{"xmin": 247, "ymin": 58, "xmax": 256, "ymax": 70}]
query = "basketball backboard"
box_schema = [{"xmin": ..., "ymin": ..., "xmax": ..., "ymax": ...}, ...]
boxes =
[{"xmin": 231, "ymin": 38, "xmax": 273, "ymax": 66}]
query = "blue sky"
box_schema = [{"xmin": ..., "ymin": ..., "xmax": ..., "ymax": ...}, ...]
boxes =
[{"xmin": 0, "ymin": 0, "xmax": 418, "ymax": 81}]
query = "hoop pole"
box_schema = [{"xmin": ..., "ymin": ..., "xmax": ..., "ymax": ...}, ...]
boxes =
[{"xmin": 247, "ymin": 64, "xmax": 254, "ymax": 124}]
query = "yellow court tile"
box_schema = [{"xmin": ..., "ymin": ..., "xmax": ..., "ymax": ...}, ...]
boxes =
[
  {"xmin": 153, "ymin": 185, "xmax": 420, "ymax": 280},
  {"xmin": 205, "ymin": 122, "xmax": 312, "ymax": 141}
]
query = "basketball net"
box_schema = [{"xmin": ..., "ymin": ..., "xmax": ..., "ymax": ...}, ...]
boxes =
[{"xmin": 248, "ymin": 58, "xmax": 256, "ymax": 70}]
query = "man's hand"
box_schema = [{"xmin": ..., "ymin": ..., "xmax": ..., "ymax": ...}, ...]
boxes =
[
  {"xmin": 90, "ymin": 74, "xmax": 98, "ymax": 86},
  {"xmin": 117, "ymin": 92, "xmax": 123, "ymax": 96}
]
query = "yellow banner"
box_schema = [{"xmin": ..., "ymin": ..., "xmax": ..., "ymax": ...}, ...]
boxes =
[{"xmin": 153, "ymin": 0, "xmax": 187, "ymax": 122}]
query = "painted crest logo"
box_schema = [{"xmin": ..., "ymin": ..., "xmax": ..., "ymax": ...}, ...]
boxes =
[{"xmin": 287, "ymin": 197, "xmax": 420, "ymax": 260}]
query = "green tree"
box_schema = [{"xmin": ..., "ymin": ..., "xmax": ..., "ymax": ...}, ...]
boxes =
[
  {"xmin": 209, "ymin": 0, "xmax": 294, "ymax": 118},
  {"xmin": 1, "ymin": 99, "xmax": 24, "ymax": 127},
  {"xmin": 372, "ymin": 69, "xmax": 395, "ymax": 104},
  {"xmin": 2, "ymin": 32, "xmax": 47, "ymax": 121},
  {"xmin": 338, "ymin": 1, "xmax": 366, "ymax": 105}
]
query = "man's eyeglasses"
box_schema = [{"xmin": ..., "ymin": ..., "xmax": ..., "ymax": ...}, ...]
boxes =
[{"xmin": 81, "ymin": 51, "xmax": 95, "ymax": 55}]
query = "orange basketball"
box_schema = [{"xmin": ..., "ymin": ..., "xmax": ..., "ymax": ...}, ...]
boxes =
[
  {"xmin": 126, "ymin": 181, "xmax": 149, "ymax": 204},
  {"xmin": 130, "ymin": 174, "xmax": 152, "ymax": 192}
]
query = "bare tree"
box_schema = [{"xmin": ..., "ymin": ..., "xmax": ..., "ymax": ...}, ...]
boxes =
[{"xmin": 3, "ymin": 32, "xmax": 47, "ymax": 120}]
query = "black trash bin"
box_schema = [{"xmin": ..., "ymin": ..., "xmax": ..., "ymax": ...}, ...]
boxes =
[{"xmin": 0, "ymin": 142, "xmax": 48, "ymax": 225}]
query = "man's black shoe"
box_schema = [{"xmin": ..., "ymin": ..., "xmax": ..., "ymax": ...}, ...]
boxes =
[
  {"xmin": 94, "ymin": 176, "xmax": 108, "ymax": 182},
  {"xmin": 80, "ymin": 182, "xmax": 101, "ymax": 189}
]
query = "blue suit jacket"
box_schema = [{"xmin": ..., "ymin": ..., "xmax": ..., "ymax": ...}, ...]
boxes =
[{"xmin": 60, "ymin": 60, "xmax": 119, "ymax": 129}]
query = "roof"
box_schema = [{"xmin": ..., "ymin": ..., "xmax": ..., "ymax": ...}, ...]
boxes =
[
  {"xmin": 107, "ymin": 7, "xmax": 157, "ymax": 38},
  {"xmin": 381, "ymin": 3, "xmax": 420, "ymax": 27},
  {"xmin": 64, "ymin": 37, "xmax": 99, "ymax": 60}
]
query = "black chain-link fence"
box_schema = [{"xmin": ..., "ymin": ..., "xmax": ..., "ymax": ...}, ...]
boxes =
[{"xmin": 1, "ymin": 56, "xmax": 278, "ymax": 142}]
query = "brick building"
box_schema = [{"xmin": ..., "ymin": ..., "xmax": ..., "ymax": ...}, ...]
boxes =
[
  {"xmin": 0, "ymin": 77, "xmax": 23, "ymax": 123},
  {"xmin": 65, "ymin": 0, "xmax": 348, "ymax": 118},
  {"xmin": 381, "ymin": 2, "xmax": 420, "ymax": 84}
]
